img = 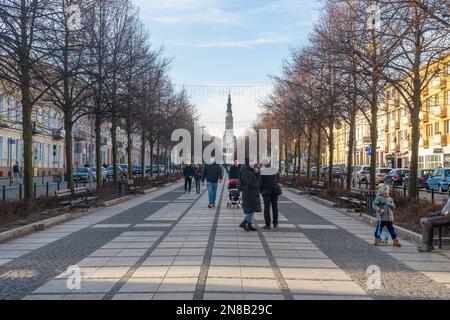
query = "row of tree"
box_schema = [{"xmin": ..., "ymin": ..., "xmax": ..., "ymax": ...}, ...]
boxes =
[
  {"xmin": 0, "ymin": 0, "xmax": 197, "ymax": 200},
  {"xmin": 260, "ymin": 0, "xmax": 449, "ymax": 200}
]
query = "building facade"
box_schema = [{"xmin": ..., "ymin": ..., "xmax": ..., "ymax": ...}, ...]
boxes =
[{"xmin": 328, "ymin": 54, "xmax": 450, "ymax": 170}]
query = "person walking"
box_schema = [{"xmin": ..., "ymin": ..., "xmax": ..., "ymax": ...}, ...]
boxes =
[
  {"xmin": 183, "ymin": 161, "xmax": 195, "ymax": 194},
  {"xmin": 260, "ymin": 163, "xmax": 281, "ymax": 230},
  {"xmin": 228, "ymin": 160, "xmax": 241, "ymax": 180},
  {"xmin": 202, "ymin": 157, "xmax": 223, "ymax": 208},
  {"xmin": 194, "ymin": 164, "xmax": 203, "ymax": 194},
  {"xmin": 239, "ymin": 163, "xmax": 260, "ymax": 232},
  {"xmin": 13, "ymin": 162, "xmax": 20, "ymax": 184}
]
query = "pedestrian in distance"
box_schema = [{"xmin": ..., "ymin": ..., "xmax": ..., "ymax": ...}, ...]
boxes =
[
  {"xmin": 229, "ymin": 160, "xmax": 241, "ymax": 180},
  {"xmin": 259, "ymin": 161, "xmax": 281, "ymax": 230},
  {"xmin": 13, "ymin": 162, "xmax": 20, "ymax": 184},
  {"xmin": 194, "ymin": 164, "xmax": 203, "ymax": 194},
  {"xmin": 183, "ymin": 161, "xmax": 195, "ymax": 194},
  {"xmin": 202, "ymin": 157, "xmax": 223, "ymax": 208},
  {"xmin": 239, "ymin": 163, "xmax": 260, "ymax": 232},
  {"xmin": 373, "ymin": 184, "xmax": 401, "ymax": 247}
]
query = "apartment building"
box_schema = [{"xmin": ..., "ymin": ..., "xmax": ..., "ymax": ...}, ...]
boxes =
[
  {"xmin": 0, "ymin": 82, "xmax": 65, "ymax": 177},
  {"xmin": 328, "ymin": 53, "xmax": 450, "ymax": 170}
]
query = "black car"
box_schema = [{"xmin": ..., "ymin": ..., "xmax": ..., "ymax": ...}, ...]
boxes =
[
  {"xmin": 386, "ymin": 169, "xmax": 410, "ymax": 187},
  {"xmin": 403, "ymin": 169, "xmax": 434, "ymax": 189},
  {"xmin": 132, "ymin": 165, "xmax": 143, "ymax": 175}
]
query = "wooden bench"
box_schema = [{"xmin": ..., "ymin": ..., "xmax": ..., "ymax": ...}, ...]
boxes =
[
  {"xmin": 127, "ymin": 179, "xmax": 143, "ymax": 195},
  {"xmin": 339, "ymin": 189, "xmax": 366, "ymax": 213},
  {"xmin": 305, "ymin": 181, "xmax": 325, "ymax": 195},
  {"xmin": 56, "ymin": 187, "xmax": 97, "ymax": 210},
  {"xmin": 437, "ymin": 223, "xmax": 450, "ymax": 249},
  {"xmin": 148, "ymin": 176, "xmax": 163, "ymax": 188}
]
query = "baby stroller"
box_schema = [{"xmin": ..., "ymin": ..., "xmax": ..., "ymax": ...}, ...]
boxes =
[{"xmin": 227, "ymin": 179, "xmax": 241, "ymax": 209}]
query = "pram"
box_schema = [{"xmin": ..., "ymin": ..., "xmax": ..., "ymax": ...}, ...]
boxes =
[{"xmin": 227, "ymin": 179, "xmax": 241, "ymax": 209}]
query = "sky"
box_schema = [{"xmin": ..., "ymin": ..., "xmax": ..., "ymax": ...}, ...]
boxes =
[{"xmin": 132, "ymin": 0, "xmax": 322, "ymax": 137}]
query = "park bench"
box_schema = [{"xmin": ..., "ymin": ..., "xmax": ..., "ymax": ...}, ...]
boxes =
[
  {"xmin": 127, "ymin": 179, "xmax": 143, "ymax": 195},
  {"xmin": 437, "ymin": 223, "xmax": 450, "ymax": 249},
  {"xmin": 56, "ymin": 187, "xmax": 97, "ymax": 211},
  {"xmin": 305, "ymin": 181, "xmax": 325, "ymax": 195},
  {"xmin": 339, "ymin": 189, "xmax": 366, "ymax": 213},
  {"xmin": 286, "ymin": 177, "xmax": 299, "ymax": 189},
  {"xmin": 148, "ymin": 176, "xmax": 163, "ymax": 188}
]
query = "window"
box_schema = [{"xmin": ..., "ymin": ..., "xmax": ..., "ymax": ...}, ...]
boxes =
[
  {"xmin": 0, "ymin": 95, "xmax": 3, "ymax": 118},
  {"xmin": 0, "ymin": 136, "xmax": 3, "ymax": 167},
  {"xmin": 435, "ymin": 122, "xmax": 440, "ymax": 134},
  {"xmin": 426, "ymin": 124, "xmax": 433, "ymax": 136},
  {"xmin": 7, "ymin": 97, "xmax": 13, "ymax": 120},
  {"xmin": 15, "ymin": 102, "xmax": 21, "ymax": 122},
  {"xmin": 445, "ymin": 120, "xmax": 450, "ymax": 134}
]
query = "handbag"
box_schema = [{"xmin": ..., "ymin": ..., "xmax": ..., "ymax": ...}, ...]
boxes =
[{"xmin": 275, "ymin": 183, "xmax": 283, "ymax": 196}]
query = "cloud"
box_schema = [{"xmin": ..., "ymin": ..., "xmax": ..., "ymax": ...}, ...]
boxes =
[
  {"xmin": 154, "ymin": 9, "xmax": 240, "ymax": 26},
  {"xmin": 166, "ymin": 32, "xmax": 301, "ymax": 49}
]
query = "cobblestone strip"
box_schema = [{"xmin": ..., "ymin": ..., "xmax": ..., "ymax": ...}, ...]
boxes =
[
  {"xmin": 193, "ymin": 183, "xmax": 226, "ymax": 300},
  {"xmin": 102, "ymin": 188, "xmax": 208, "ymax": 300},
  {"xmin": 256, "ymin": 231, "xmax": 295, "ymax": 300}
]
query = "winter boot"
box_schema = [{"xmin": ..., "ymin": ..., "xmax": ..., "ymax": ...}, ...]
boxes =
[
  {"xmin": 239, "ymin": 220, "xmax": 250, "ymax": 232},
  {"xmin": 393, "ymin": 239, "xmax": 402, "ymax": 247},
  {"xmin": 247, "ymin": 223, "xmax": 257, "ymax": 231},
  {"xmin": 373, "ymin": 238, "xmax": 380, "ymax": 246}
]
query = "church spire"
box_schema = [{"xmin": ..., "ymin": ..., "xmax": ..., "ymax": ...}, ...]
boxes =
[{"xmin": 227, "ymin": 94, "xmax": 232, "ymax": 113}]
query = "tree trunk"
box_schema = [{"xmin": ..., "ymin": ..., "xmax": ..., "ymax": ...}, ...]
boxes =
[
  {"xmin": 64, "ymin": 117, "xmax": 74, "ymax": 191},
  {"xmin": 328, "ymin": 123, "xmax": 334, "ymax": 187},
  {"xmin": 293, "ymin": 141, "xmax": 298, "ymax": 177},
  {"xmin": 127, "ymin": 121, "xmax": 133, "ymax": 180},
  {"xmin": 346, "ymin": 113, "xmax": 356, "ymax": 190},
  {"xmin": 307, "ymin": 127, "xmax": 312, "ymax": 179},
  {"xmin": 149, "ymin": 141, "xmax": 154, "ymax": 177},
  {"xmin": 111, "ymin": 114, "xmax": 118, "ymax": 188},
  {"xmin": 141, "ymin": 130, "xmax": 146, "ymax": 178},
  {"xmin": 21, "ymin": 85, "xmax": 33, "ymax": 201},
  {"xmin": 284, "ymin": 142, "xmax": 288, "ymax": 176},
  {"xmin": 156, "ymin": 141, "xmax": 160, "ymax": 178},
  {"xmin": 95, "ymin": 113, "xmax": 103, "ymax": 190},
  {"xmin": 316, "ymin": 126, "xmax": 322, "ymax": 183}
]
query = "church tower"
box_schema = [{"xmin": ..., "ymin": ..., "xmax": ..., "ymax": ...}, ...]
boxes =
[
  {"xmin": 225, "ymin": 94, "xmax": 233, "ymax": 130},
  {"xmin": 224, "ymin": 94, "xmax": 235, "ymax": 163}
]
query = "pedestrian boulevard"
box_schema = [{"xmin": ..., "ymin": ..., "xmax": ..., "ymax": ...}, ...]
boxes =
[{"xmin": 0, "ymin": 182, "xmax": 449, "ymax": 300}]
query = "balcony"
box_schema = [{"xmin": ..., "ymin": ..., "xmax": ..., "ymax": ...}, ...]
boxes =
[
  {"xmin": 73, "ymin": 128, "xmax": 88, "ymax": 140},
  {"xmin": 363, "ymin": 136, "xmax": 371, "ymax": 144},
  {"xmin": 52, "ymin": 129, "xmax": 64, "ymax": 140},
  {"xmin": 420, "ymin": 111, "xmax": 429, "ymax": 123},
  {"xmin": 402, "ymin": 140, "xmax": 411, "ymax": 151},
  {"xmin": 420, "ymin": 138, "xmax": 429, "ymax": 148},
  {"xmin": 389, "ymin": 142, "xmax": 400, "ymax": 152},
  {"xmin": 433, "ymin": 134, "xmax": 445, "ymax": 146}
]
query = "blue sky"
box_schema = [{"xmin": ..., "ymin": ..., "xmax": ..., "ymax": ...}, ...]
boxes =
[{"xmin": 132, "ymin": 0, "xmax": 322, "ymax": 135}]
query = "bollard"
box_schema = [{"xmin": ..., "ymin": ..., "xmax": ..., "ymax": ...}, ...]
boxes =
[
  {"xmin": 431, "ymin": 188, "xmax": 435, "ymax": 204},
  {"xmin": 403, "ymin": 184, "xmax": 407, "ymax": 197},
  {"xmin": 19, "ymin": 184, "xmax": 22, "ymax": 200},
  {"xmin": 9, "ymin": 176, "xmax": 12, "ymax": 186},
  {"xmin": 34, "ymin": 183, "xmax": 37, "ymax": 199},
  {"xmin": 42, "ymin": 172, "xmax": 44, "ymax": 185},
  {"xmin": 57, "ymin": 181, "xmax": 60, "ymax": 191},
  {"xmin": 2, "ymin": 185, "xmax": 5, "ymax": 201},
  {"xmin": 359, "ymin": 179, "xmax": 361, "ymax": 189},
  {"xmin": 46, "ymin": 182, "xmax": 49, "ymax": 197}
]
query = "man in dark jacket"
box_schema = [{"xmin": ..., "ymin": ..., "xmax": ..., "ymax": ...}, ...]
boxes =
[
  {"xmin": 229, "ymin": 160, "xmax": 241, "ymax": 180},
  {"xmin": 239, "ymin": 164, "xmax": 260, "ymax": 231},
  {"xmin": 183, "ymin": 161, "xmax": 195, "ymax": 193},
  {"xmin": 202, "ymin": 157, "xmax": 223, "ymax": 208},
  {"xmin": 260, "ymin": 164, "xmax": 280, "ymax": 229}
]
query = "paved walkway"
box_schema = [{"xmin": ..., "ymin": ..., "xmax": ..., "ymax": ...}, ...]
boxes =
[{"xmin": 0, "ymin": 181, "xmax": 449, "ymax": 300}]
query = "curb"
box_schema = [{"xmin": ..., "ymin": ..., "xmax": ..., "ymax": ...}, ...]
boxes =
[
  {"xmin": 309, "ymin": 195, "xmax": 340, "ymax": 208},
  {"xmin": 0, "ymin": 210, "xmax": 92, "ymax": 244},
  {"xmin": 0, "ymin": 182, "xmax": 177, "ymax": 244}
]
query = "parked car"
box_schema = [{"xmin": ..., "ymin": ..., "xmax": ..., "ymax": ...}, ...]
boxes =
[
  {"xmin": 106, "ymin": 165, "xmax": 124, "ymax": 178},
  {"xmin": 363, "ymin": 168, "xmax": 393, "ymax": 184},
  {"xmin": 132, "ymin": 165, "xmax": 143, "ymax": 175},
  {"xmin": 354, "ymin": 166, "xmax": 371, "ymax": 184},
  {"xmin": 385, "ymin": 169, "xmax": 410, "ymax": 187},
  {"xmin": 92, "ymin": 167, "xmax": 107, "ymax": 181},
  {"xmin": 403, "ymin": 169, "xmax": 434, "ymax": 189},
  {"xmin": 73, "ymin": 167, "xmax": 92, "ymax": 182},
  {"xmin": 145, "ymin": 164, "xmax": 165, "ymax": 175},
  {"xmin": 321, "ymin": 166, "xmax": 344, "ymax": 179},
  {"xmin": 427, "ymin": 168, "xmax": 450, "ymax": 192},
  {"xmin": 118, "ymin": 164, "xmax": 129, "ymax": 176}
]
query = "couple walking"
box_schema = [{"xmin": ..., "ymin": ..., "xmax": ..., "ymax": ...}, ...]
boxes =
[
  {"xmin": 183, "ymin": 158, "xmax": 223, "ymax": 208},
  {"xmin": 239, "ymin": 162, "xmax": 281, "ymax": 232}
]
